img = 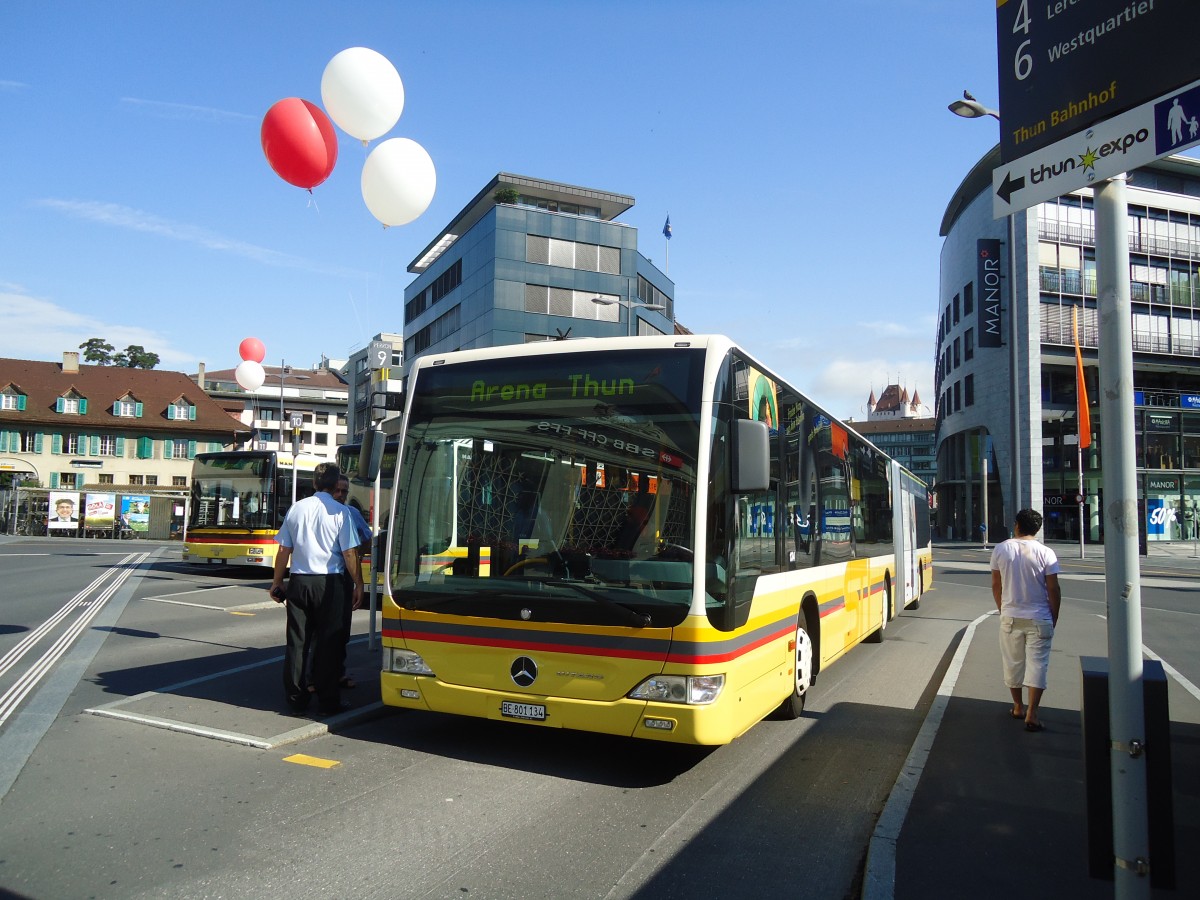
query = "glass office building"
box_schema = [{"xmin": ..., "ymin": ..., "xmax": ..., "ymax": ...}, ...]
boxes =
[
  {"xmin": 938, "ymin": 149, "xmax": 1200, "ymax": 544},
  {"xmin": 401, "ymin": 173, "xmax": 676, "ymax": 363}
]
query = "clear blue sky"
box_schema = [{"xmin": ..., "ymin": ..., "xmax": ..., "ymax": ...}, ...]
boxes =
[{"xmin": 3, "ymin": 1, "xmax": 1019, "ymax": 419}]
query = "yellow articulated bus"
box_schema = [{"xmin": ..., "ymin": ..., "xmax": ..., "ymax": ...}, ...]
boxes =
[
  {"xmin": 183, "ymin": 450, "xmax": 318, "ymax": 568},
  {"xmin": 379, "ymin": 335, "xmax": 932, "ymax": 745}
]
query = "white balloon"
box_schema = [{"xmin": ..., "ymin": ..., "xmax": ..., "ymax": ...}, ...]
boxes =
[
  {"xmin": 361, "ymin": 138, "xmax": 436, "ymax": 227},
  {"xmin": 321, "ymin": 47, "xmax": 404, "ymax": 143},
  {"xmin": 235, "ymin": 360, "xmax": 266, "ymax": 392}
]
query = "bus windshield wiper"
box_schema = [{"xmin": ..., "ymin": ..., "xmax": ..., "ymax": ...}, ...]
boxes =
[{"xmin": 544, "ymin": 580, "xmax": 652, "ymax": 628}]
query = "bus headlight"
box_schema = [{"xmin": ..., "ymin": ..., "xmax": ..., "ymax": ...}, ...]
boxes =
[
  {"xmin": 629, "ymin": 674, "xmax": 724, "ymax": 705},
  {"xmin": 385, "ymin": 647, "xmax": 435, "ymax": 676}
]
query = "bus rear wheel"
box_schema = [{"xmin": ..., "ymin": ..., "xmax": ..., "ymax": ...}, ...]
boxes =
[
  {"xmin": 774, "ymin": 622, "xmax": 813, "ymax": 720},
  {"xmin": 865, "ymin": 575, "xmax": 892, "ymax": 644}
]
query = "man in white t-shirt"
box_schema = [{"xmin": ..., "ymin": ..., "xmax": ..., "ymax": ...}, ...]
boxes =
[
  {"xmin": 270, "ymin": 462, "xmax": 364, "ymax": 716},
  {"xmin": 990, "ymin": 508, "xmax": 1061, "ymax": 732}
]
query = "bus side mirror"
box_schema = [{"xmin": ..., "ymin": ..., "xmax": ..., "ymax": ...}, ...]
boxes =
[
  {"xmin": 359, "ymin": 429, "xmax": 387, "ymax": 482},
  {"xmin": 734, "ymin": 419, "xmax": 770, "ymax": 493}
]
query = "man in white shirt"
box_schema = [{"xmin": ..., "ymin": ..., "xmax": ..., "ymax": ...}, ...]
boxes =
[
  {"xmin": 990, "ymin": 508, "xmax": 1061, "ymax": 732},
  {"xmin": 270, "ymin": 463, "xmax": 364, "ymax": 715}
]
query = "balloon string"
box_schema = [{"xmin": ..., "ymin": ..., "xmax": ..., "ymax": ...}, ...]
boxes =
[{"xmin": 306, "ymin": 191, "xmax": 320, "ymax": 214}]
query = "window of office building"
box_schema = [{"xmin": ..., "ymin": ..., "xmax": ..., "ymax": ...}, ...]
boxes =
[
  {"xmin": 526, "ymin": 236, "xmax": 620, "ymax": 276},
  {"xmin": 964, "ymin": 282, "xmax": 974, "ymax": 315},
  {"xmin": 523, "ymin": 285, "xmax": 620, "ymax": 321},
  {"xmin": 965, "ymin": 328, "xmax": 974, "ymax": 360},
  {"xmin": 965, "ymin": 374, "xmax": 974, "ymax": 407}
]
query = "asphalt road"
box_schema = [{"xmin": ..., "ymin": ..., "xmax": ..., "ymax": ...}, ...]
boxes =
[{"xmin": 0, "ymin": 537, "xmax": 1194, "ymax": 899}]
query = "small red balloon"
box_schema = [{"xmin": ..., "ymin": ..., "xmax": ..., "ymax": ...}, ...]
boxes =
[
  {"xmin": 239, "ymin": 337, "xmax": 266, "ymax": 363},
  {"xmin": 261, "ymin": 98, "xmax": 338, "ymax": 190}
]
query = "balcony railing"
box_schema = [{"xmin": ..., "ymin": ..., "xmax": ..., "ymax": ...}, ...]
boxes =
[
  {"xmin": 1039, "ymin": 219, "xmax": 1200, "ymax": 260},
  {"xmin": 1040, "ymin": 304, "xmax": 1200, "ymax": 358}
]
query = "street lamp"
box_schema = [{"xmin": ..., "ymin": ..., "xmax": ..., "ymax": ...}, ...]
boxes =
[
  {"xmin": 948, "ymin": 92, "xmax": 1022, "ymax": 537},
  {"xmin": 947, "ymin": 92, "xmax": 1000, "ymax": 121},
  {"xmin": 277, "ymin": 360, "xmax": 293, "ymax": 452},
  {"xmin": 590, "ymin": 296, "xmax": 667, "ymax": 337}
]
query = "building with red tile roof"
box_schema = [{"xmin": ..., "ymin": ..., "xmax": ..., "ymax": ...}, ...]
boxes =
[{"xmin": 1, "ymin": 351, "xmax": 249, "ymax": 491}]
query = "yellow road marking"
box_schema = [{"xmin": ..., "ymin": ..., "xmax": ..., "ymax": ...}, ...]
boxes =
[
  {"xmin": 228, "ymin": 611, "xmax": 255, "ymax": 616},
  {"xmin": 283, "ymin": 754, "xmax": 340, "ymax": 769}
]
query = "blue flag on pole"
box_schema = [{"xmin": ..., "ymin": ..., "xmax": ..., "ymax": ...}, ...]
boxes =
[{"xmin": 663, "ymin": 215, "xmax": 672, "ymax": 239}]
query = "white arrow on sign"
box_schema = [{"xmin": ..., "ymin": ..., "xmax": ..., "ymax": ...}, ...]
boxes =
[{"xmin": 993, "ymin": 77, "xmax": 1200, "ymax": 219}]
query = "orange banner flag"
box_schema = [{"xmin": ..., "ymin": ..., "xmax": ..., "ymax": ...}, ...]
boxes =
[{"xmin": 1073, "ymin": 306, "xmax": 1091, "ymax": 450}]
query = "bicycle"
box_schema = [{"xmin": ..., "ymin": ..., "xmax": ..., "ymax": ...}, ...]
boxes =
[{"xmin": 18, "ymin": 515, "xmax": 46, "ymax": 536}]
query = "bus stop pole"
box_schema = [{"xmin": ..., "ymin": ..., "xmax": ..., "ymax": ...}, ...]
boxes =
[
  {"xmin": 369, "ymin": 466, "xmax": 381, "ymax": 650},
  {"xmin": 1095, "ymin": 174, "xmax": 1150, "ymax": 897}
]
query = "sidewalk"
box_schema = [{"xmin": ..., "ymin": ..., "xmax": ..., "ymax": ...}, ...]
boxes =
[
  {"xmin": 867, "ymin": 568, "xmax": 1200, "ymax": 899},
  {"xmin": 938, "ymin": 537, "xmax": 1200, "ymax": 565},
  {"xmin": 85, "ymin": 621, "xmax": 389, "ymax": 749}
]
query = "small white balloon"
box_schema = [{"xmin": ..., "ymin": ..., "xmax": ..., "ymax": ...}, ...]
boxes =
[
  {"xmin": 321, "ymin": 47, "xmax": 405, "ymax": 143},
  {"xmin": 361, "ymin": 138, "xmax": 436, "ymax": 227},
  {"xmin": 235, "ymin": 360, "xmax": 266, "ymax": 392}
]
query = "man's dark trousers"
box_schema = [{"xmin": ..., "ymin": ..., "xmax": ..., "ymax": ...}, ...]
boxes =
[{"xmin": 283, "ymin": 573, "xmax": 346, "ymax": 712}]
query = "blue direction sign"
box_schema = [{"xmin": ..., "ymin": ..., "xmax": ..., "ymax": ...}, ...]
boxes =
[{"xmin": 996, "ymin": 0, "xmax": 1200, "ymax": 165}]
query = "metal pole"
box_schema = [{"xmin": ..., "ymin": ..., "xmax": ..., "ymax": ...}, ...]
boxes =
[
  {"xmin": 1078, "ymin": 441, "xmax": 1086, "ymax": 559},
  {"xmin": 1007, "ymin": 213, "xmax": 1022, "ymax": 523},
  {"xmin": 1095, "ymin": 174, "xmax": 1150, "ymax": 897},
  {"xmin": 369, "ymin": 455, "xmax": 381, "ymax": 650},
  {"xmin": 981, "ymin": 453, "xmax": 989, "ymax": 548},
  {"xmin": 279, "ymin": 358, "xmax": 286, "ymax": 450}
]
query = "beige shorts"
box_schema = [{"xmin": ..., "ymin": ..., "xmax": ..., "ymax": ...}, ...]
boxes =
[{"xmin": 1000, "ymin": 615, "xmax": 1055, "ymax": 690}]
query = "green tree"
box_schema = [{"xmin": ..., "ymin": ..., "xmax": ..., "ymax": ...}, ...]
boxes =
[
  {"xmin": 79, "ymin": 338, "xmax": 159, "ymax": 368},
  {"xmin": 79, "ymin": 338, "xmax": 115, "ymax": 365},
  {"xmin": 113, "ymin": 345, "xmax": 160, "ymax": 369}
]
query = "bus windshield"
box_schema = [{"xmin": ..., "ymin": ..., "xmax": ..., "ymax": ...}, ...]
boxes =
[
  {"xmin": 191, "ymin": 453, "xmax": 278, "ymax": 529},
  {"xmin": 390, "ymin": 349, "xmax": 705, "ymax": 628}
]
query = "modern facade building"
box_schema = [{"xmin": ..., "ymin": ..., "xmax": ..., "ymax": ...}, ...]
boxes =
[
  {"xmin": 344, "ymin": 333, "xmax": 403, "ymax": 442},
  {"xmin": 937, "ymin": 148, "xmax": 1200, "ymax": 544},
  {"xmin": 400, "ymin": 173, "xmax": 675, "ymax": 365},
  {"xmin": 199, "ymin": 360, "xmax": 350, "ymax": 460}
]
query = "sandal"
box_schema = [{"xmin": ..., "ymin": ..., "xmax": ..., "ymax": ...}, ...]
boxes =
[
  {"xmin": 1024, "ymin": 721, "xmax": 1044, "ymax": 732},
  {"xmin": 339, "ymin": 676, "xmax": 358, "ymax": 689}
]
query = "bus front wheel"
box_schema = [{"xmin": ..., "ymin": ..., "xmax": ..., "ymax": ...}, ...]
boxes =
[{"xmin": 774, "ymin": 622, "xmax": 813, "ymax": 720}]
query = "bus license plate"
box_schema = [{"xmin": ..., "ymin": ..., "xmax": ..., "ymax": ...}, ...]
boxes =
[{"xmin": 501, "ymin": 701, "xmax": 546, "ymax": 721}]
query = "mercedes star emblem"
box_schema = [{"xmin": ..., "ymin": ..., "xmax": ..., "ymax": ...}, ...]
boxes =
[{"xmin": 510, "ymin": 656, "xmax": 538, "ymax": 687}]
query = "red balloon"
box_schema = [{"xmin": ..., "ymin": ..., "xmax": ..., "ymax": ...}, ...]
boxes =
[
  {"xmin": 239, "ymin": 337, "xmax": 266, "ymax": 363},
  {"xmin": 260, "ymin": 98, "xmax": 338, "ymax": 190}
]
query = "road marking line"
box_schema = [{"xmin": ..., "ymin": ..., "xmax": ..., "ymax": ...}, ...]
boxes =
[
  {"xmin": 144, "ymin": 585, "xmax": 239, "ymax": 599},
  {"xmin": 283, "ymin": 753, "xmax": 340, "ymax": 769},
  {"xmin": 1096, "ymin": 615, "xmax": 1200, "ymax": 704},
  {"xmin": 861, "ymin": 609, "xmax": 994, "ymax": 900},
  {"xmin": 140, "ymin": 597, "xmax": 226, "ymax": 610}
]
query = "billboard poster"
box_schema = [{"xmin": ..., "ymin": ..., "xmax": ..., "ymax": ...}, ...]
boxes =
[
  {"xmin": 48, "ymin": 491, "xmax": 81, "ymax": 532},
  {"xmin": 121, "ymin": 495, "xmax": 151, "ymax": 533},
  {"xmin": 85, "ymin": 492, "xmax": 117, "ymax": 530}
]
